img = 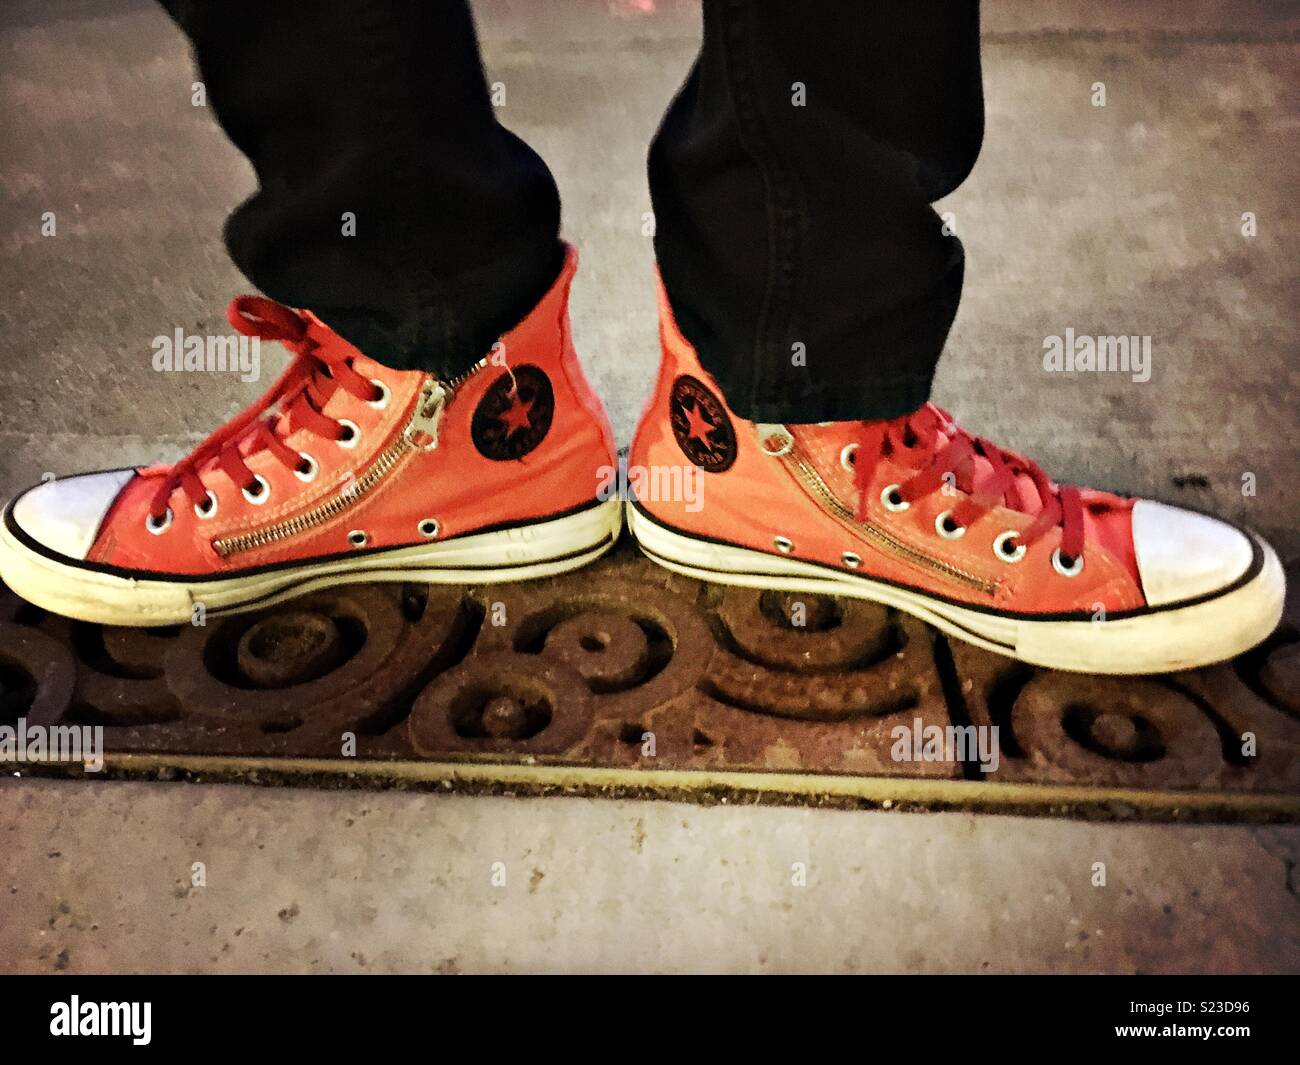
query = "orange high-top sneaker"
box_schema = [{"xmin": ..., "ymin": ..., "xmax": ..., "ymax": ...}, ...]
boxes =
[
  {"xmin": 0, "ymin": 246, "xmax": 619, "ymax": 625},
  {"xmin": 628, "ymin": 279, "xmax": 1285, "ymax": 674}
]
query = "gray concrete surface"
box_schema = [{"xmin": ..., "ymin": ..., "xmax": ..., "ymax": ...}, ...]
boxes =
[
  {"xmin": 2, "ymin": 779, "xmax": 1298, "ymax": 974},
  {"xmin": 1, "ymin": 1, "xmax": 1297, "ymax": 973}
]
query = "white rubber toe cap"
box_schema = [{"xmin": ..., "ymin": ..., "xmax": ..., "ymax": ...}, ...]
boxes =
[
  {"xmin": 9, "ymin": 469, "xmax": 135, "ymax": 561},
  {"xmin": 1132, "ymin": 498, "xmax": 1254, "ymax": 607}
]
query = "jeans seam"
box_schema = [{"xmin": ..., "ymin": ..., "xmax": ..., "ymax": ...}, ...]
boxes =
[
  {"xmin": 353, "ymin": 3, "xmax": 447, "ymax": 357},
  {"xmin": 718, "ymin": 0, "xmax": 805, "ymax": 414}
]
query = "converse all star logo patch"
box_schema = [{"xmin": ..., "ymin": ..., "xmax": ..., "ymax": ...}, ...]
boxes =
[
  {"xmin": 670, "ymin": 375, "xmax": 736, "ymax": 473},
  {"xmin": 471, "ymin": 364, "xmax": 554, "ymax": 461}
]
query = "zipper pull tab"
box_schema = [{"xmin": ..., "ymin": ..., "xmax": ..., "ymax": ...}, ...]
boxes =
[{"xmin": 405, "ymin": 377, "xmax": 448, "ymax": 451}]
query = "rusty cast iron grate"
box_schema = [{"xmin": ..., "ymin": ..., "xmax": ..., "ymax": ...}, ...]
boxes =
[{"xmin": 1, "ymin": 543, "xmax": 1297, "ymax": 820}]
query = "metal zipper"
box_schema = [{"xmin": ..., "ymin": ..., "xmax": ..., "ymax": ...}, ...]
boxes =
[
  {"xmin": 781, "ymin": 444, "xmax": 998, "ymax": 596},
  {"xmin": 211, "ymin": 365, "xmax": 481, "ymax": 559}
]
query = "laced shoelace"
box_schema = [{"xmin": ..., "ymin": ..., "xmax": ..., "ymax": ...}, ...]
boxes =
[
  {"xmin": 147, "ymin": 297, "xmax": 383, "ymax": 524},
  {"xmin": 850, "ymin": 404, "xmax": 1086, "ymax": 564}
]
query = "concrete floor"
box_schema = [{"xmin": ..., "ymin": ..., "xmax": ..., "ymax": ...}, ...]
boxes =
[
  {"xmin": 1, "ymin": 0, "xmax": 1298, "ymax": 972},
  {"xmin": 3, "ymin": 779, "xmax": 1298, "ymax": 974}
]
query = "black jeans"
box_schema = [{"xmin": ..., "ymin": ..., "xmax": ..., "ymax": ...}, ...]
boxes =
[{"xmin": 160, "ymin": 0, "xmax": 983, "ymax": 423}]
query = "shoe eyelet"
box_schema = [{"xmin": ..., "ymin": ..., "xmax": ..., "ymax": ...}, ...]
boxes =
[
  {"xmin": 841, "ymin": 551, "xmax": 862, "ymax": 569},
  {"xmin": 336, "ymin": 419, "xmax": 361, "ymax": 449},
  {"xmin": 294, "ymin": 453, "xmax": 319, "ymax": 483},
  {"xmin": 145, "ymin": 508, "xmax": 174, "ymax": 535},
  {"xmin": 773, "ymin": 535, "xmax": 794, "ymax": 554},
  {"xmin": 194, "ymin": 490, "xmax": 218, "ymax": 520},
  {"xmin": 1052, "ymin": 547, "xmax": 1084, "ymax": 577},
  {"xmin": 367, "ymin": 379, "xmax": 390, "ymax": 410},
  {"xmin": 242, "ymin": 474, "xmax": 271, "ymax": 505},
  {"xmin": 880, "ymin": 484, "xmax": 910, "ymax": 512},
  {"xmin": 935, "ymin": 509, "xmax": 966, "ymax": 540},
  {"xmin": 347, "ymin": 530, "xmax": 369, "ymax": 549},
  {"xmin": 993, "ymin": 530, "xmax": 1026, "ymax": 563},
  {"xmin": 418, "ymin": 518, "xmax": 440, "ymax": 539},
  {"xmin": 758, "ymin": 424, "xmax": 793, "ymax": 457},
  {"xmin": 840, "ymin": 443, "xmax": 858, "ymax": 472}
]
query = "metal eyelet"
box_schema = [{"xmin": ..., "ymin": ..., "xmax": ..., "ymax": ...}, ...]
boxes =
[
  {"xmin": 242, "ymin": 474, "xmax": 271, "ymax": 505},
  {"xmin": 367, "ymin": 379, "xmax": 390, "ymax": 410},
  {"xmin": 839, "ymin": 443, "xmax": 858, "ymax": 472},
  {"xmin": 841, "ymin": 551, "xmax": 862, "ymax": 569},
  {"xmin": 347, "ymin": 530, "xmax": 369, "ymax": 549},
  {"xmin": 194, "ymin": 490, "xmax": 218, "ymax": 520},
  {"xmin": 294, "ymin": 452, "xmax": 319, "ymax": 483},
  {"xmin": 758, "ymin": 424, "xmax": 793, "ymax": 457},
  {"xmin": 1052, "ymin": 547, "xmax": 1084, "ymax": 577},
  {"xmin": 145, "ymin": 508, "xmax": 173, "ymax": 535},
  {"xmin": 880, "ymin": 484, "xmax": 910, "ymax": 512},
  {"xmin": 336, "ymin": 419, "xmax": 361, "ymax": 449},
  {"xmin": 993, "ymin": 530, "xmax": 1026, "ymax": 563},
  {"xmin": 418, "ymin": 518, "xmax": 440, "ymax": 539},
  {"xmin": 773, "ymin": 536, "xmax": 794, "ymax": 554},
  {"xmin": 934, "ymin": 509, "xmax": 966, "ymax": 540}
]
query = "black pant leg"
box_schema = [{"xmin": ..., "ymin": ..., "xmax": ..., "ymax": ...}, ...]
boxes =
[
  {"xmin": 158, "ymin": 0, "xmax": 563, "ymax": 376},
  {"xmin": 649, "ymin": 0, "xmax": 984, "ymax": 423}
]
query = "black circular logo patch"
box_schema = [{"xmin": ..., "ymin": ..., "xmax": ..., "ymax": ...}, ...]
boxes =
[
  {"xmin": 670, "ymin": 375, "xmax": 736, "ymax": 473},
  {"xmin": 471, "ymin": 365, "xmax": 554, "ymax": 461}
]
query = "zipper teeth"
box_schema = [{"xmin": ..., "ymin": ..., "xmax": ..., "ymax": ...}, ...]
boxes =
[
  {"xmin": 211, "ymin": 365, "xmax": 475, "ymax": 560},
  {"xmin": 212, "ymin": 435, "xmax": 411, "ymax": 558},
  {"xmin": 784, "ymin": 449, "xmax": 998, "ymax": 596},
  {"xmin": 445, "ymin": 357, "xmax": 486, "ymax": 391}
]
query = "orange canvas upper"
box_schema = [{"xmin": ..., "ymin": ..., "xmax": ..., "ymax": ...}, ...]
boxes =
[
  {"xmin": 630, "ymin": 275, "xmax": 1147, "ymax": 616},
  {"xmin": 88, "ymin": 245, "xmax": 615, "ymax": 574}
]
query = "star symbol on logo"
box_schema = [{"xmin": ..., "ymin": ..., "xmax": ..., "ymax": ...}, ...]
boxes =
[
  {"xmin": 497, "ymin": 390, "xmax": 534, "ymax": 437},
  {"xmin": 681, "ymin": 396, "xmax": 716, "ymax": 451}
]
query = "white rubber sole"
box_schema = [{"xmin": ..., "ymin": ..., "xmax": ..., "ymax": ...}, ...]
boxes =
[
  {"xmin": 627, "ymin": 503, "xmax": 1286, "ymax": 675},
  {"xmin": 0, "ymin": 498, "xmax": 622, "ymax": 626}
]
